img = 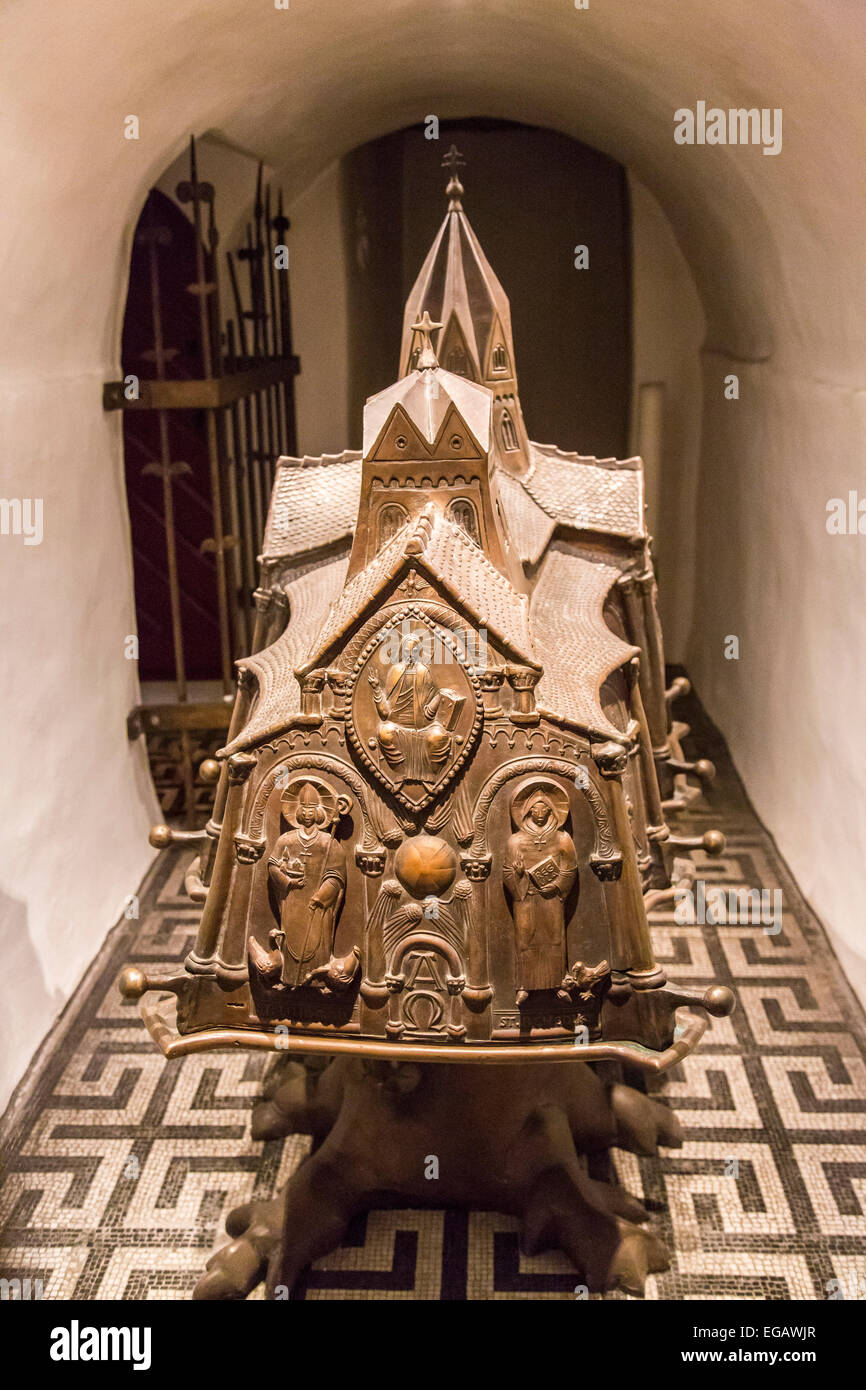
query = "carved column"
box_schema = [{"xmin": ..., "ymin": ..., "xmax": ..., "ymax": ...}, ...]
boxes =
[
  {"xmin": 627, "ymin": 661, "xmax": 669, "ymax": 883},
  {"xmin": 593, "ymin": 740, "xmax": 665, "ymax": 990},
  {"xmin": 505, "ymin": 664, "xmax": 541, "ymax": 724},
  {"xmin": 325, "ymin": 667, "xmax": 350, "ymax": 720},
  {"xmin": 638, "ymin": 569, "xmax": 670, "ymax": 735},
  {"xmin": 267, "ymin": 588, "xmax": 289, "ymax": 645},
  {"xmin": 359, "ymin": 875, "xmax": 393, "ymax": 1029},
  {"xmin": 617, "ymin": 571, "xmax": 669, "ymax": 761},
  {"xmin": 186, "ymin": 752, "xmax": 257, "ymax": 979},
  {"xmin": 200, "ymin": 668, "xmax": 257, "ymax": 885},
  {"xmin": 461, "ymin": 879, "xmax": 493, "ymax": 1038},
  {"xmin": 445, "ymin": 974, "xmax": 467, "ymax": 1039},
  {"xmin": 477, "ymin": 665, "xmax": 507, "ymax": 718},
  {"xmin": 296, "ymin": 669, "xmax": 327, "ymax": 726},
  {"xmin": 385, "ymin": 973, "xmax": 405, "ymax": 1037},
  {"xmin": 250, "ymin": 586, "xmax": 274, "ymax": 652}
]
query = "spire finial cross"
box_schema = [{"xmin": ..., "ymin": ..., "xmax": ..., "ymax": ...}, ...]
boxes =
[
  {"xmin": 442, "ymin": 144, "xmax": 466, "ymax": 209},
  {"xmin": 442, "ymin": 144, "xmax": 465, "ymax": 177},
  {"xmin": 410, "ymin": 310, "xmax": 442, "ymax": 370}
]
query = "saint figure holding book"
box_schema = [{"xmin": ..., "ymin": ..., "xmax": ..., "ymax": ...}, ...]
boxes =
[{"xmin": 502, "ymin": 780, "xmax": 577, "ymax": 1001}]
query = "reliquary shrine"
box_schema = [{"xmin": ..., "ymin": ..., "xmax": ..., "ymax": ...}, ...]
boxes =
[
  {"xmin": 120, "ymin": 150, "xmax": 735, "ymax": 1296},
  {"xmin": 123, "ymin": 150, "xmax": 733, "ymax": 1064}
]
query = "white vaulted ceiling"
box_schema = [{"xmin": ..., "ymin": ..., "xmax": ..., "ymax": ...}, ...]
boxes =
[{"xmin": 1, "ymin": 0, "xmax": 861, "ymax": 376}]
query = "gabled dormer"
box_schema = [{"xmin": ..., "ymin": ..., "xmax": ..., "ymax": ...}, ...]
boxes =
[{"xmin": 347, "ymin": 313, "xmax": 526, "ymax": 591}]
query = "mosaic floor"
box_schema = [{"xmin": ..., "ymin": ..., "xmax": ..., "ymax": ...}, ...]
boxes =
[{"xmin": 2, "ymin": 692, "xmax": 865, "ymax": 1300}]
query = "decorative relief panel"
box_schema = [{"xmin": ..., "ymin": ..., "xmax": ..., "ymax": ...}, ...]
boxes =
[{"xmin": 346, "ymin": 607, "xmax": 483, "ymax": 811}]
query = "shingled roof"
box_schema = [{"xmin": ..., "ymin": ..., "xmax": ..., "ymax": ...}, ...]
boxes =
[
  {"xmin": 223, "ymin": 555, "xmax": 349, "ymax": 755},
  {"xmin": 301, "ymin": 503, "xmax": 537, "ymax": 672},
  {"xmin": 261, "ymin": 451, "xmax": 362, "ymax": 562},
  {"xmin": 261, "ymin": 441, "xmax": 645, "ymax": 571},
  {"xmin": 530, "ymin": 544, "xmax": 639, "ymax": 740},
  {"xmin": 493, "ymin": 467, "xmax": 557, "ymax": 566},
  {"xmin": 523, "ymin": 444, "xmax": 646, "ymax": 541}
]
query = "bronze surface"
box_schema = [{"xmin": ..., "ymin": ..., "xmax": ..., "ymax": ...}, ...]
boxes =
[{"xmin": 121, "ymin": 147, "xmax": 735, "ymax": 1294}]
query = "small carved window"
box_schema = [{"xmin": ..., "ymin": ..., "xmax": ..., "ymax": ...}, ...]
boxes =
[
  {"xmin": 500, "ymin": 408, "xmax": 519, "ymax": 452},
  {"xmin": 410, "ymin": 346, "xmax": 421, "ymax": 370},
  {"xmin": 446, "ymin": 346, "xmax": 467, "ymax": 375},
  {"xmin": 447, "ymin": 498, "xmax": 480, "ymax": 545},
  {"xmin": 378, "ymin": 503, "xmax": 409, "ymax": 547},
  {"xmin": 492, "ymin": 343, "xmax": 508, "ymax": 372}
]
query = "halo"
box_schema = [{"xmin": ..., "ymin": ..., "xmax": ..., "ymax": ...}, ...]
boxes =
[
  {"xmin": 279, "ymin": 776, "xmax": 350, "ymax": 828},
  {"xmin": 510, "ymin": 777, "xmax": 569, "ymax": 830}
]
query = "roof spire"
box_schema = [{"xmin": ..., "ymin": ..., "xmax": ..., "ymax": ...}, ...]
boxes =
[
  {"xmin": 410, "ymin": 310, "xmax": 442, "ymax": 369},
  {"xmin": 442, "ymin": 143, "xmax": 465, "ymax": 210}
]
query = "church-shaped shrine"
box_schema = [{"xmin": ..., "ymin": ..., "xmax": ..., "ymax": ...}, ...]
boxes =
[{"xmin": 122, "ymin": 150, "xmax": 732, "ymax": 1066}]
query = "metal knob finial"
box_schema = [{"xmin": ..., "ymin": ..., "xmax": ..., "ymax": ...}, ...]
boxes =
[{"xmin": 442, "ymin": 143, "xmax": 466, "ymax": 209}]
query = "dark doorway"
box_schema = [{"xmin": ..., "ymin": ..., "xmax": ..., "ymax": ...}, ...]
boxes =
[
  {"xmin": 121, "ymin": 189, "xmax": 223, "ymax": 682},
  {"xmin": 341, "ymin": 119, "xmax": 632, "ymax": 459}
]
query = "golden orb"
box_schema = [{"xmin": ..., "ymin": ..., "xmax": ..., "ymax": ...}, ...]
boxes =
[
  {"xmin": 199, "ymin": 758, "xmax": 220, "ymax": 784},
  {"xmin": 394, "ymin": 835, "xmax": 458, "ymax": 899},
  {"xmin": 703, "ymin": 985, "xmax": 736, "ymax": 1017},
  {"xmin": 149, "ymin": 824, "xmax": 173, "ymax": 849},
  {"xmin": 702, "ymin": 829, "xmax": 726, "ymax": 855},
  {"xmin": 118, "ymin": 966, "xmax": 147, "ymax": 1000}
]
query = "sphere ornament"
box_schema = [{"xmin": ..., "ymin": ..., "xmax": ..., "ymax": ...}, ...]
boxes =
[
  {"xmin": 118, "ymin": 966, "xmax": 147, "ymax": 1000},
  {"xmin": 394, "ymin": 834, "xmax": 458, "ymax": 899},
  {"xmin": 703, "ymin": 984, "xmax": 736, "ymax": 1017}
]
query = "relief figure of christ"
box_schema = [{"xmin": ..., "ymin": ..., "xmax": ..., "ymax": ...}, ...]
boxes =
[{"xmin": 368, "ymin": 633, "xmax": 454, "ymax": 785}]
